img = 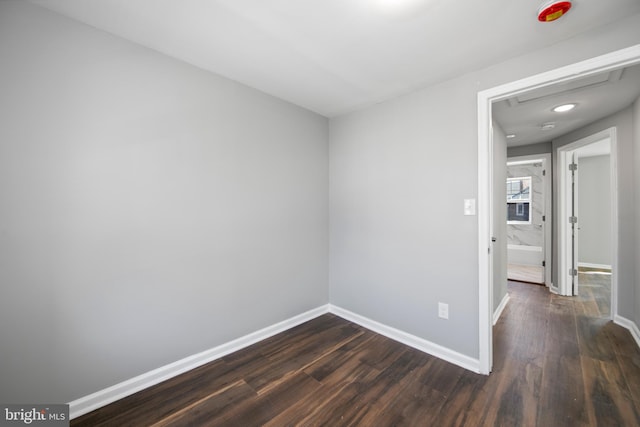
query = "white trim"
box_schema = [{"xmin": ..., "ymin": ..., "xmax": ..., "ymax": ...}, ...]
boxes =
[
  {"xmin": 487, "ymin": 118, "xmax": 494, "ymax": 373},
  {"xmin": 610, "ymin": 135, "xmax": 619, "ymax": 320},
  {"xmin": 477, "ymin": 44, "xmax": 640, "ymax": 376},
  {"xmin": 507, "ymin": 244, "xmax": 542, "ymax": 252},
  {"xmin": 614, "ymin": 315, "xmax": 640, "ymax": 349},
  {"xmin": 477, "ymin": 87, "xmax": 492, "ymax": 375},
  {"xmin": 329, "ymin": 304, "xmax": 480, "ymax": 373},
  {"xmin": 558, "ymin": 146, "xmax": 573, "ymax": 296},
  {"xmin": 507, "ymin": 158, "xmax": 543, "ymax": 166},
  {"xmin": 68, "ymin": 305, "xmax": 330, "ymax": 419},
  {"xmin": 493, "ymin": 293, "xmax": 510, "ymax": 325},
  {"xmin": 578, "ymin": 262, "xmax": 612, "ymax": 270}
]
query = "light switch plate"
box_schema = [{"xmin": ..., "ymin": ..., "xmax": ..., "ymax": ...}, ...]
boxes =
[
  {"xmin": 438, "ymin": 302, "xmax": 449, "ymax": 319},
  {"xmin": 464, "ymin": 198, "xmax": 476, "ymax": 215}
]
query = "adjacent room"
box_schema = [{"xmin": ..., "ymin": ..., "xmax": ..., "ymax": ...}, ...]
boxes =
[{"xmin": 2, "ymin": 0, "xmax": 640, "ymax": 425}]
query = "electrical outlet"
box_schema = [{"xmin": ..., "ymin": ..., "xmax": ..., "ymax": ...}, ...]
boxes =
[{"xmin": 438, "ymin": 302, "xmax": 449, "ymax": 319}]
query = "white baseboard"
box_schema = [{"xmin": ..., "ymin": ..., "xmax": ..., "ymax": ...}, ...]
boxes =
[
  {"xmin": 493, "ymin": 293, "xmax": 510, "ymax": 325},
  {"xmin": 614, "ymin": 315, "xmax": 640, "ymax": 349},
  {"xmin": 507, "ymin": 244, "xmax": 542, "ymax": 252},
  {"xmin": 70, "ymin": 303, "xmax": 484, "ymax": 419},
  {"xmin": 328, "ymin": 304, "xmax": 480, "ymax": 373},
  {"xmin": 68, "ymin": 305, "xmax": 330, "ymax": 420},
  {"xmin": 578, "ymin": 262, "xmax": 612, "ymax": 270}
]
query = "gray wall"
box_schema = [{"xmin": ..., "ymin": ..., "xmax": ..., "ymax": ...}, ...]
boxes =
[
  {"xmin": 552, "ymin": 107, "xmax": 635, "ymax": 319},
  {"xmin": 507, "ymin": 142, "xmax": 552, "ymax": 158},
  {"xmin": 0, "ymin": 2, "xmax": 329, "ymax": 403},
  {"xmin": 577, "ymin": 155, "xmax": 611, "ymax": 266},
  {"xmin": 330, "ymin": 14, "xmax": 640, "ymax": 358},
  {"xmin": 493, "ymin": 123, "xmax": 508, "ymax": 312}
]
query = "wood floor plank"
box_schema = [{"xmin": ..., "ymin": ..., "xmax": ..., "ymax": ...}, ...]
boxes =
[
  {"xmin": 304, "ymin": 338, "xmax": 381, "ymax": 387},
  {"xmin": 151, "ymin": 380, "xmax": 256, "ymax": 427},
  {"xmin": 71, "ymin": 358, "xmax": 255, "ymax": 426},
  {"xmin": 511, "ymin": 304, "xmax": 548, "ymax": 367},
  {"xmin": 430, "ymin": 370, "xmax": 488, "ymax": 427},
  {"xmin": 72, "ymin": 275, "xmax": 640, "ymax": 427},
  {"xmin": 604, "ymin": 327, "xmax": 640, "ymax": 408},
  {"xmin": 263, "ymin": 381, "xmax": 350, "ymax": 426},
  {"xmin": 412, "ymin": 356, "xmax": 466, "ymax": 397},
  {"xmin": 576, "ymin": 316, "xmax": 618, "ymax": 362},
  {"xmin": 615, "ymin": 353, "xmax": 640, "ymax": 405},
  {"xmin": 210, "ymin": 372, "xmax": 322, "ymax": 427},
  {"xmin": 477, "ymin": 357, "xmax": 542, "ymax": 427},
  {"xmin": 579, "ymin": 355, "xmax": 640, "ymax": 425},
  {"xmin": 352, "ymin": 348, "xmax": 428, "ymax": 416},
  {"xmin": 537, "ymin": 352, "xmax": 589, "ymax": 426},
  {"xmin": 354, "ymin": 334, "xmax": 412, "ymax": 371},
  {"xmin": 245, "ymin": 328, "xmax": 364, "ymax": 395},
  {"xmin": 291, "ymin": 379, "xmax": 375, "ymax": 425},
  {"xmin": 358, "ymin": 385, "xmax": 446, "ymax": 426}
]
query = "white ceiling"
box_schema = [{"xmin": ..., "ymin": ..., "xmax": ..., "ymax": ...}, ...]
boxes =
[
  {"xmin": 494, "ymin": 64, "xmax": 640, "ymax": 147},
  {"xmin": 30, "ymin": 0, "xmax": 640, "ymax": 118}
]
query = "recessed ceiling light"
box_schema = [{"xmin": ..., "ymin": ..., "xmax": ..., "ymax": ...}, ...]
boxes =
[
  {"xmin": 541, "ymin": 122, "xmax": 556, "ymax": 131},
  {"xmin": 553, "ymin": 103, "xmax": 577, "ymax": 113},
  {"xmin": 506, "ymin": 134, "xmax": 516, "ymax": 139}
]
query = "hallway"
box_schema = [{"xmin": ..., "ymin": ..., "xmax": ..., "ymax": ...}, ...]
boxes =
[{"xmin": 491, "ymin": 277, "xmax": 638, "ymax": 425}]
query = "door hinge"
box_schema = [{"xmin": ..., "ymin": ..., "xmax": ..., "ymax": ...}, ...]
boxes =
[
  {"xmin": 542, "ymin": 215, "xmax": 546, "ymax": 222},
  {"xmin": 542, "ymin": 169, "xmax": 546, "ymax": 176},
  {"xmin": 569, "ymin": 216, "xmax": 578, "ymax": 224},
  {"xmin": 569, "ymin": 268, "xmax": 578, "ymax": 276},
  {"xmin": 569, "ymin": 163, "xmax": 578, "ymax": 171},
  {"xmin": 542, "ymin": 260, "xmax": 546, "ymax": 267}
]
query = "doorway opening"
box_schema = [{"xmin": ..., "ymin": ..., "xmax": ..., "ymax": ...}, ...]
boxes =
[
  {"xmin": 557, "ymin": 129, "xmax": 616, "ymax": 319},
  {"xmin": 477, "ymin": 44, "xmax": 640, "ymax": 375},
  {"xmin": 506, "ymin": 154, "xmax": 552, "ymax": 287}
]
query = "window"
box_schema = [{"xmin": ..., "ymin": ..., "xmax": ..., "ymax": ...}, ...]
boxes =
[{"xmin": 507, "ymin": 176, "xmax": 531, "ymax": 223}]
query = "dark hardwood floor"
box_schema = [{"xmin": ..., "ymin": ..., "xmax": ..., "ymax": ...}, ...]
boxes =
[{"xmin": 73, "ymin": 277, "xmax": 640, "ymax": 426}]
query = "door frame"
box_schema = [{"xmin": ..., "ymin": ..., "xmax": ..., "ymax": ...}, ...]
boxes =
[
  {"xmin": 557, "ymin": 130, "xmax": 617, "ymax": 308},
  {"xmin": 559, "ymin": 145, "xmax": 581, "ymax": 296},
  {"xmin": 477, "ymin": 44, "xmax": 640, "ymax": 375}
]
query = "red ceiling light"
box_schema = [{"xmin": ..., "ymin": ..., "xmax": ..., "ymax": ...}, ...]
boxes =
[{"xmin": 538, "ymin": 1, "xmax": 572, "ymax": 22}]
